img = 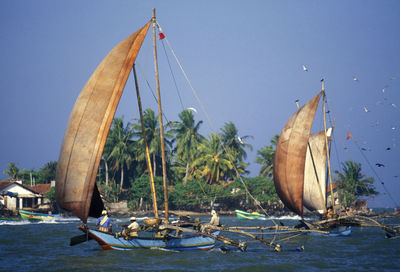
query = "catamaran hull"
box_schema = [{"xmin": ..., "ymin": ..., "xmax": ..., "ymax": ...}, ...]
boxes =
[{"xmin": 82, "ymin": 228, "xmax": 220, "ymax": 251}]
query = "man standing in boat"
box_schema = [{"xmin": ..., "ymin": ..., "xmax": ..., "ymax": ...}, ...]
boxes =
[
  {"xmin": 209, "ymin": 210, "xmax": 220, "ymax": 226},
  {"xmin": 96, "ymin": 210, "xmax": 112, "ymax": 232}
]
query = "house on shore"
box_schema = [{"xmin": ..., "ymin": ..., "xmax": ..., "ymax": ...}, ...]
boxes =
[{"xmin": 0, "ymin": 180, "xmax": 54, "ymax": 214}]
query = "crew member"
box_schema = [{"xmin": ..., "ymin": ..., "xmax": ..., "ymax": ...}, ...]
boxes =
[
  {"xmin": 124, "ymin": 217, "xmax": 140, "ymax": 237},
  {"xmin": 96, "ymin": 210, "xmax": 112, "ymax": 232},
  {"xmin": 209, "ymin": 210, "xmax": 220, "ymax": 226}
]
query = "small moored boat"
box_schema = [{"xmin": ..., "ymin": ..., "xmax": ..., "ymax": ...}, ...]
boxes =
[
  {"xmin": 19, "ymin": 210, "xmax": 59, "ymax": 221},
  {"xmin": 235, "ymin": 210, "xmax": 266, "ymax": 220}
]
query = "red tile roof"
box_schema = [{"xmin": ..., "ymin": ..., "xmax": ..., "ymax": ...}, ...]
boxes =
[{"xmin": 29, "ymin": 184, "xmax": 51, "ymax": 194}]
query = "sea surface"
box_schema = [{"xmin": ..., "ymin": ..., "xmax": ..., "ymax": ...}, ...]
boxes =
[{"xmin": 1, "ymin": 214, "xmax": 399, "ymax": 271}]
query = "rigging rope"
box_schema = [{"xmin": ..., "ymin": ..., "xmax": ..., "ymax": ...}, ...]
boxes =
[{"xmin": 155, "ymin": 20, "xmax": 277, "ymax": 226}]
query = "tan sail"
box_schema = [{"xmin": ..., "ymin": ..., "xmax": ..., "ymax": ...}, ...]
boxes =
[
  {"xmin": 303, "ymin": 129, "xmax": 331, "ymax": 214},
  {"xmin": 273, "ymin": 91, "xmax": 323, "ymax": 216},
  {"xmin": 55, "ymin": 21, "xmax": 152, "ymax": 223}
]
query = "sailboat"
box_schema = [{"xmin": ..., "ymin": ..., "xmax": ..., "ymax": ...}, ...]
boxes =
[
  {"xmin": 55, "ymin": 10, "xmax": 219, "ymax": 251},
  {"xmin": 273, "ymin": 84, "xmax": 351, "ymax": 235}
]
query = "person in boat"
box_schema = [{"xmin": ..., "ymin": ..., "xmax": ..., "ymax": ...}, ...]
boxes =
[
  {"xmin": 125, "ymin": 217, "xmax": 140, "ymax": 237},
  {"xmin": 96, "ymin": 210, "xmax": 112, "ymax": 232},
  {"xmin": 209, "ymin": 210, "xmax": 220, "ymax": 226},
  {"xmin": 201, "ymin": 210, "xmax": 220, "ymax": 232}
]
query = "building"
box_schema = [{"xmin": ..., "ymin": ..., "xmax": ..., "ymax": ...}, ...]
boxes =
[{"xmin": 0, "ymin": 180, "xmax": 54, "ymax": 213}]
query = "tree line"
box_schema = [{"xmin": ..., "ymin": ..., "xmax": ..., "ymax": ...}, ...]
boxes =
[{"xmin": 3, "ymin": 109, "xmax": 378, "ymax": 213}]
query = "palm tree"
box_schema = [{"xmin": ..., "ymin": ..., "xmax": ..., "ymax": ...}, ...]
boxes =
[
  {"xmin": 255, "ymin": 135, "xmax": 279, "ymax": 177},
  {"xmin": 193, "ymin": 133, "xmax": 233, "ymax": 184},
  {"xmin": 132, "ymin": 108, "xmax": 174, "ymax": 177},
  {"xmin": 107, "ymin": 117, "xmax": 135, "ymax": 192},
  {"xmin": 3, "ymin": 162, "xmax": 19, "ymax": 180},
  {"xmin": 173, "ymin": 110, "xmax": 205, "ymax": 184},
  {"xmin": 220, "ymin": 122, "xmax": 253, "ymax": 163},
  {"xmin": 334, "ymin": 161, "xmax": 378, "ymax": 206}
]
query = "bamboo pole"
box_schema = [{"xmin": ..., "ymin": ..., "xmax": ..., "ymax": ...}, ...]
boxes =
[
  {"xmin": 132, "ymin": 65, "xmax": 159, "ymax": 219},
  {"xmin": 322, "ymin": 81, "xmax": 336, "ymax": 213},
  {"xmin": 152, "ymin": 8, "xmax": 169, "ymax": 221}
]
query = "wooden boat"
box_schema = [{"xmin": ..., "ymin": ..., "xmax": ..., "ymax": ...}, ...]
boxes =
[
  {"xmin": 235, "ymin": 209, "xmax": 266, "ymax": 220},
  {"xmin": 78, "ymin": 225, "xmax": 220, "ymax": 251},
  {"xmin": 55, "ymin": 9, "xmax": 218, "ymax": 251},
  {"xmin": 273, "ymin": 85, "xmax": 353, "ymax": 236},
  {"xmin": 19, "ymin": 210, "xmax": 59, "ymax": 221}
]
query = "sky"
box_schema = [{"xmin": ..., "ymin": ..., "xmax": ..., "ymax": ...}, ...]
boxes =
[{"xmin": 1, "ymin": 1, "xmax": 399, "ymax": 208}]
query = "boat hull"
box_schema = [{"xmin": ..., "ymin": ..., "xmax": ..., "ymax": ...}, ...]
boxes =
[
  {"xmin": 308, "ymin": 227, "xmax": 351, "ymax": 237},
  {"xmin": 235, "ymin": 210, "xmax": 266, "ymax": 220},
  {"xmin": 19, "ymin": 210, "xmax": 59, "ymax": 221},
  {"xmin": 83, "ymin": 227, "xmax": 220, "ymax": 251}
]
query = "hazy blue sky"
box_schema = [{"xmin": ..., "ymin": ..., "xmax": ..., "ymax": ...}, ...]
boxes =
[{"xmin": 1, "ymin": 1, "xmax": 399, "ymax": 208}]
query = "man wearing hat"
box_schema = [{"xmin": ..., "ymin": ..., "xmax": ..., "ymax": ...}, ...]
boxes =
[
  {"xmin": 122, "ymin": 217, "xmax": 140, "ymax": 238},
  {"xmin": 96, "ymin": 210, "xmax": 112, "ymax": 232}
]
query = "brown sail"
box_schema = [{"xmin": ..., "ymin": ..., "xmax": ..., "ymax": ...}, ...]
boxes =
[
  {"xmin": 55, "ymin": 20, "xmax": 152, "ymax": 223},
  {"xmin": 273, "ymin": 91, "xmax": 323, "ymax": 216}
]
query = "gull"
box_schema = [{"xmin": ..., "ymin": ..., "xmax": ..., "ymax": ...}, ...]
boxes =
[
  {"xmin": 391, "ymin": 103, "xmax": 397, "ymax": 108},
  {"xmin": 237, "ymin": 136, "xmax": 244, "ymax": 144},
  {"xmin": 302, "ymin": 65, "xmax": 308, "ymax": 72},
  {"xmin": 386, "ymin": 147, "xmax": 391, "ymax": 151},
  {"xmin": 295, "ymin": 99, "xmax": 300, "ymax": 109},
  {"xmin": 382, "ymin": 85, "xmax": 389, "ymax": 93},
  {"xmin": 363, "ymin": 106, "xmax": 370, "ymax": 113},
  {"xmin": 392, "ymin": 126, "xmax": 396, "ymax": 130},
  {"xmin": 376, "ymin": 163, "xmax": 385, "ymax": 167},
  {"xmin": 187, "ymin": 107, "xmax": 197, "ymax": 113},
  {"xmin": 353, "ymin": 76, "xmax": 359, "ymax": 82}
]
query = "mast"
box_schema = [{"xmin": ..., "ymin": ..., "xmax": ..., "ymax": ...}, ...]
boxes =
[
  {"xmin": 132, "ymin": 65, "xmax": 159, "ymax": 219},
  {"xmin": 152, "ymin": 8, "xmax": 169, "ymax": 221},
  {"xmin": 322, "ymin": 80, "xmax": 335, "ymax": 213}
]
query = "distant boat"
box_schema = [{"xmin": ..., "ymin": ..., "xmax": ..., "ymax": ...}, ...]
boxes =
[
  {"xmin": 235, "ymin": 210, "xmax": 266, "ymax": 220},
  {"xmin": 19, "ymin": 210, "xmax": 59, "ymax": 221}
]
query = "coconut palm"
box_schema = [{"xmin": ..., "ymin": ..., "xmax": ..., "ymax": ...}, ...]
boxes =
[
  {"xmin": 173, "ymin": 109, "xmax": 205, "ymax": 184},
  {"xmin": 3, "ymin": 162, "xmax": 19, "ymax": 180},
  {"xmin": 132, "ymin": 108, "xmax": 174, "ymax": 177},
  {"xmin": 107, "ymin": 117, "xmax": 135, "ymax": 192},
  {"xmin": 255, "ymin": 135, "xmax": 279, "ymax": 177},
  {"xmin": 219, "ymin": 122, "xmax": 253, "ymax": 179},
  {"xmin": 193, "ymin": 133, "xmax": 233, "ymax": 184},
  {"xmin": 334, "ymin": 160, "xmax": 378, "ymax": 206}
]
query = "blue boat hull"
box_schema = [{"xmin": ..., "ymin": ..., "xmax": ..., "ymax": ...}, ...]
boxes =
[{"xmin": 84, "ymin": 228, "xmax": 219, "ymax": 251}]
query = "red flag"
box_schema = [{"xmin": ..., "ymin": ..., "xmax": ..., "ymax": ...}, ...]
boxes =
[
  {"xmin": 159, "ymin": 32, "xmax": 165, "ymax": 40},
  {"xmin": 346, "ymin": 131, "xmax": 352, "ymax": 140}
]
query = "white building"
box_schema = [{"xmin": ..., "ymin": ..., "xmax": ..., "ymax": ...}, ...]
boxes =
[{"xmin": 0, "ymin": 180, "xmax": 51, "ymax": 213}]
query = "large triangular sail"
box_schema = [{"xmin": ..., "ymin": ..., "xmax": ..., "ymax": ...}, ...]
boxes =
[
  {"xmin": 273, "ymin": 91, "xmax": 323, "ymax": 217},
  {"xmin": 55, "ymin": 21, "xmax": 152, "ymax": 223}
]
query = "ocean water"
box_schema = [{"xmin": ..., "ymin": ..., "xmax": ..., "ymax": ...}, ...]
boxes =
[{"xmin": 1, "ymin": 215, "xmax": 399, "ymax": 271}]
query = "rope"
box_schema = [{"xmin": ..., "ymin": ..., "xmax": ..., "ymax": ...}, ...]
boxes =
[
  {"xmin": 351, "ymin": 137, "xmax": 399, "ymax": 207},
  {"xmin": 155, "ymin": 20, "xmax": 277, "ymax": 227}
]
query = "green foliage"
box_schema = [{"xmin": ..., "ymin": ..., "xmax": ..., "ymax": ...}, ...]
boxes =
[
  {"xmin": 3, "ymin": 162, "xmax": 19, "ymax": 180},
  {"xmin": 255, "ymin": 135, "xmax": 279, "ymax": 177},
  {"xmin": 334, "ymin": 161, "xmax": 379, "ymax": 207},
  {"xmin": 44, "ymin": 187, "xmax": 58, "ymax": 212}
]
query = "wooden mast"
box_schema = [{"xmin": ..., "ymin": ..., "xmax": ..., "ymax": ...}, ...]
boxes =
[
  {"xmin": 322, "ymin": 80, "xmax": 335, "ymax": 213},
  {"xmin": 152, "ymin": 8, "xmax": 169, "ymax": 221},
  {"xmin": 132, "ymin": 64, "xmax": 159, "ymax": 219}
]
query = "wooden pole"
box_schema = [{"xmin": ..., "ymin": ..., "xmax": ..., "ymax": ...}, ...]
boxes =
[
  {"xmin": 132, "ymin": 64, "xmax": 159, "ymax": 219},
  {"xmin": 322, "ymin": 80, "xmax": 336, "ymax": 213},
  {"xmin": 152, "ymin": 8, "xmax": 169, "ymax": 221}
]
